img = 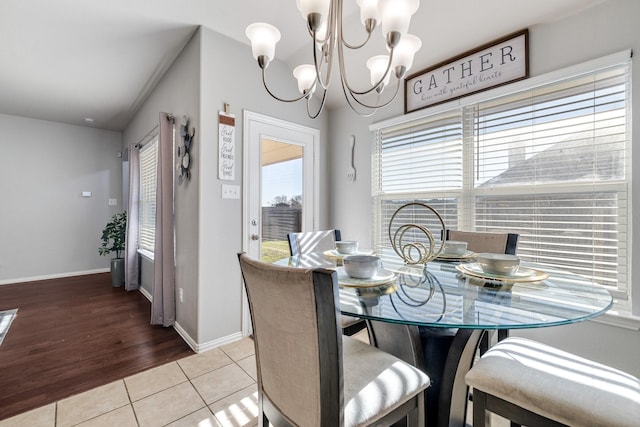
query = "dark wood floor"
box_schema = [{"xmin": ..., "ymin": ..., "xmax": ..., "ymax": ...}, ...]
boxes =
[{"xmin": 0, "ymin": 273, "xmax": 194, "ymax": 421}]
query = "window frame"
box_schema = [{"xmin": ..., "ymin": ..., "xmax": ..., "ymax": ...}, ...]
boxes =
[
  {"xmin": 371, "ymin": 50, "xmax": 633, "ymax": 317},
  {"xmin": 138, "ymin": 135, "xmax": 159, "ymax": 260}
]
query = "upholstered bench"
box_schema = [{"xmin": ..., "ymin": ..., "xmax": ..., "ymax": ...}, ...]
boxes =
[{"xmin": 465, "ymin": 337, "xmax": 640, "ymax": 427}]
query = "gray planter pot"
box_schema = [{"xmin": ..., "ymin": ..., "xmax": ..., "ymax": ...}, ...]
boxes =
[{"xmin": 111, "ymin": 258, "xmax": 125, "ymax": 287}]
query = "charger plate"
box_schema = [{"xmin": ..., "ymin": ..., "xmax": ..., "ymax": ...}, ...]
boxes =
[
  {"xmin": 456, "ymin": 263, "xmax": 549, "ymax": 283},
  {"xmin": 436, "ymin": 250, "xmax": 477, "ymax": 261},
  {"xmin": 337, "ymin": 267, "xmax": 396, "ymax": 288},
  {"xmin": 324, "ymin": 249, "xmax": 375, "ymax": 259}
]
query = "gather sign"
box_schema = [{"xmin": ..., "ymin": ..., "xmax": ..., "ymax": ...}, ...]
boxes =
[{"xmin": 405, "ymin": 29, "xmax": 528, "ymax": 114}]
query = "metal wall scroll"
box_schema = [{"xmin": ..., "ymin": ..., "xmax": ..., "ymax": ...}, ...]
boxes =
[
  {"xmin": 177, "ymin": 115, "xmax": 195, "ymax": 184},
  {"xmin": 388, "ymin": 202, "xmax": 447, "ymax": 264}
]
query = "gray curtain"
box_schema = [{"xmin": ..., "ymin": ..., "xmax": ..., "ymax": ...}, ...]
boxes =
[
  {"xmin": 124, "ymin": 147, "xmax": 140, "ymax": 291},
  {"xmin": 151, "ymin": 112, "xmax": 176, "ymax": 326}
]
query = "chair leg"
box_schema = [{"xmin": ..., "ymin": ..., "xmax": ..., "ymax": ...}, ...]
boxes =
[{"xmin": 473, "ymin": 389, "xmax": 489, "ymax": 427}]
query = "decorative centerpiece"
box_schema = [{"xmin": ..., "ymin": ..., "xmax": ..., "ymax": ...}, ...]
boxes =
[
  {"xmin": 98, "ymin": 211, "xmax": 127, "ymax": 287},
  {"xmin": 388, "ymin": 202, "xmax": 446, "ymax": 264}
]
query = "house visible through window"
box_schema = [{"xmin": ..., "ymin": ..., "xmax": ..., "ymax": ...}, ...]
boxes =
[
  {"xmin": 373, "ymin": 53, "xmax": 632, "ymax": 312},
  {"xmin": 139, "ymin": 136, "xmax": 158, "ymax": 256}
]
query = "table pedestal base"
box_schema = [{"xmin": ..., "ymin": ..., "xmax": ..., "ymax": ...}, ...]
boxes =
[{"xmin": 366, "ymin": 320, "xmax": 484, "ymax": 427}]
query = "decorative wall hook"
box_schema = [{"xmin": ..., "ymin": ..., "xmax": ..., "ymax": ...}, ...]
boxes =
[{"xmin": 177, "ymin": 115, "xmax": 195, "ymax": 184}]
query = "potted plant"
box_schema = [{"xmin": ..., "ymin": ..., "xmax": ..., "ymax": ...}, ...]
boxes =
[{"xmin": 99, "ymin": 211, "xmax": 127, "ymax": 287}]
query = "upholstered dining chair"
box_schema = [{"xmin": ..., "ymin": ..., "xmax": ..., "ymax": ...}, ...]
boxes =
[
  {"xmin": 465, "ymin": 337, "xmax": 640, "ymax": 427},
  {"xmin": 287, "ymin": 229, "xmax": 366, "ymax": 336},
  {"xmin": 419, "ymin": 229, "xmax": 521, "ymax": 419},
  {"xmin": 238, "ymin": 253, "xmax": 430, "ymax": 427},
  {"xmin": 287, "ymin": 229, "xmax": 342, "ymax": 256},
  {"xmin": 445, "ymin": 230, "xmax": 519, "ymax": 255},
  {"xmin": 444, "ymin": 230, "xmax": 520, "ymax": 347}
]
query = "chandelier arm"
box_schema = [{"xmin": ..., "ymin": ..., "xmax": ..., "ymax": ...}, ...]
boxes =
[
  {"xmin": 311, "ymin": 1, "xmax": 339, "ymax": 91},
  {"xmin": 338, "ymin": 77, "xmax": 379, "ymax": 117},
  {"xmin": 338, "ymin": 46, "xmax": 400, "ymax": 95},
  {"xmin": 336, "ymin": 8, "xmax": 395, "ymax": 97},
  {"xmin": 337, "ymin": 0, "xmax": 373, "ymax": 50},
  {"xmin": 306, "ymin": 87, "xmax": 328, "ymax": 119},
  {"xmin": 341, "ymin": 32, "xmax": 373, "ymax": 50},
  {"xmin": 261, "ymin": 68, "xmax": 309, "ymax": 103},
  {"xmin": 347, "ymin": 78, "xmax": 402, "ymax": 110},
  {"xmin": 312, "ymin": 33, "xmax": 332, "ymax": 91}
]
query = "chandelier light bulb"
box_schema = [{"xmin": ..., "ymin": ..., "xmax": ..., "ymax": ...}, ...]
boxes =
[
  {"xmin": 356, "ymin": 0, "xmax": 380, "ymax": 30},
  {"xmin": 367, "ymin": 55, "xmax": 391, "ymax": 91},
  {"xmin": 293, "ymin": 64, "xmax": 318, "ymax": 95},
  {"xmin": 297, "ymin": 0, "xmax": 331, "ymax": 31},
  {"xmin": 246, "ymin": 23, "xmax": 281, "ymax": 68},
  {"xmin": 391, "ymin": 34, "xmax": 422, "ymax": 77},
  {"xmin": 379, "ymin": 0, "xmax": 419, "ymax": 41}
]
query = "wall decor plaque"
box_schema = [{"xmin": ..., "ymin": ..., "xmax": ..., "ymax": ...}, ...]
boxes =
[
  {"xmin": 218, "ymin": 109, "xmax": 235, "ymax": 181},
  {"xmin": 405, "ymin": 29, "xmax": 528, "ymax": 114}
]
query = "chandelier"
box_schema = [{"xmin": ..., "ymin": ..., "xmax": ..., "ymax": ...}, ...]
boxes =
[{"xmin": 246, "ymin": 0, "xmax": 422, "ymax": 118}]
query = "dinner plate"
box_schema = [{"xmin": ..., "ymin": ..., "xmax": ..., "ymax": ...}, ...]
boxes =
[
  {"xmin": 455, "ymin": 262, "xmax": 549, "ymax": 282},
  {"xmin": 324, "ymin": 249, "xmax": 375, "ymax": 259},
  {"xmin": 436, "ymin": 250, "xmax": 477, "ymax": 261},
  {"xmin": 337, "ymin": 267, "xmax": 396, "ymax": 288}
]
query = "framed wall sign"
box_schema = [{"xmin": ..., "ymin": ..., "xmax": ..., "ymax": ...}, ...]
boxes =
[
  {"xmin": 218, "ymin": 110, "xmax": 235, "ymax": 180},
  {"xmin": 405, "ymin": 29, "xmax": 529, "ymax": 114}
]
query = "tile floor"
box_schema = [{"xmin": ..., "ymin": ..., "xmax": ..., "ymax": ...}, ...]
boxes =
[
  {"xmin": 0, "ymin": 337, "xmax": 259, "ymax": 427},
  {"xmin": 0, "ymin": 331, "xmax": 509, "ymax": 427}
]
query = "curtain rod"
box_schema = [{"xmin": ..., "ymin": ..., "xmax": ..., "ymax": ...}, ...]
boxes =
[
  {"xmin": 133, "ymin": 112, "xmax": 175, "ymax": 149},
  {"xmin": 133, "ymin": 125, "xmax": 159, "ymax": 150}
]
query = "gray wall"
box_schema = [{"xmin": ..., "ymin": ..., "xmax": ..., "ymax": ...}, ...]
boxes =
[
  {"xmin": 122, "ymin": 29, "xmax": 201, "ymax": 340},
  {"xmin": 122, "ymin": 26, "xmax": 329, "ymax": 348},
  {"xmin": 0, "ymin": 114, "xmax": 122, "ymax": 283},
  {"xmin": 328, "ymin": 0, "xmax": 640, "ymax": 376},
  {"xmin": 197, "ymin": 27, "xmax": 329, "ymax": 345}
]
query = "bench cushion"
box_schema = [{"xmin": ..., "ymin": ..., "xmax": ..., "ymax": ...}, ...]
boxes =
[{"xmin": 465, "ymin": 337, "xmax": 640, "ymax": 427}]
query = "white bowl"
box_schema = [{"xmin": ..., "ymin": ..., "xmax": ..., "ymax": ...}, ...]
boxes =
[
  {"xmin": 336, "ymin": 240, "xmax": 358, "ymax": 254},
  {"xmin": 477, "ymin": 253, "xmax": 520, "ymax": 276},
  {"xmin": 343, "ymin": 255, "xmax": 380, "ymax": 279},
  {"xmin": 442, "ymin": 240, "xmax": 467, "ymax": 255}
]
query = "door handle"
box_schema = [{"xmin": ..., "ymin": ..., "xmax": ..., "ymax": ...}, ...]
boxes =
[{"xmin": 251, "ymin": 234, "xmax": 260, "ymax": 241}]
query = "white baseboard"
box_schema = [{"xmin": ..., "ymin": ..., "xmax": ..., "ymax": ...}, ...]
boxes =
[
  {"xmin": 139, "ymin": 286, "xmax": 152, "ymax": 302},
  {"xmin": 0, "ymin": 268, "xmax": 110, "ymax": 286},
  {"xmin": 173, "ymin": 320, "xmax": 244, "ymax": 353},
  {"xmin": 136, "ymin": 287, "xmax": 244, "ymax": 353},
  {"xmin": 195, "ymin": 331, "xmax": 245, "ymax": 353}
]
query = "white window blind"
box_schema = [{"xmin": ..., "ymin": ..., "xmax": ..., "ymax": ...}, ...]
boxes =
[
  {"xmin": 139, "ymin": 137, "xmax": 158, "ymax": 253},
  {"xmin": 374, "ymin": 57, "xmax": 631, "ymax": 309}
]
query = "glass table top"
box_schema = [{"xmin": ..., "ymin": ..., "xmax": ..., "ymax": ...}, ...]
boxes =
[{"xmin": 275, "ymin": 253, "xmax": 613, "ymax": 330}]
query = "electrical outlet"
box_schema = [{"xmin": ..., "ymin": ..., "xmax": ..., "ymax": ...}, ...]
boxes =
[
  {"xmin": 179, "ymin": 288, "xmax": 184, "ymax": 303},
  {"xmin": 108, "ymin": 198, "xmax": 117, "ymax": 206}
]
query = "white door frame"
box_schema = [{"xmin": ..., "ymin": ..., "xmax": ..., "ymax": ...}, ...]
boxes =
[{"xmin": 241, "ymin": 110, "xmax": 320, "ymax": 336}]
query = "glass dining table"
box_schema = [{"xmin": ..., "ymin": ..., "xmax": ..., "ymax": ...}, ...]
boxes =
[{"xmin": 275, "ymin": 251, "xmax": 613, "ymax": 427}]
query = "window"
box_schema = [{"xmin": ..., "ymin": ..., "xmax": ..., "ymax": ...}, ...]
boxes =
[
  {"xmin": 373, "ymin": 52, "xmax": 632, "ymax": 312},
  {"xmin": 139, "ymin": 137, "xmax": 158, "ymax": 255}
]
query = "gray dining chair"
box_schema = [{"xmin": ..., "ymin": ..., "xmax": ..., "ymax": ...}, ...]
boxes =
[
  {"xmin": 445, "ymin": 230, "xmax": 519, "ymax": 255},
  {"xmin": 287, "ymin": 229, "xmax": 366, "ymax": 336},
  {"xmin": 238, "ymin": 253, "xmax": 430, "ymax": 427},
  {"xmin": 287, "ymin": 229, "xmax": 342, "ymax": 256},
  {"xmin": 465, "ymin": 337, "xmax": 640, "ymax": 427},
  {"xmin": 444, "ymin": 230, "xmax": 520, "ymax": 346}
]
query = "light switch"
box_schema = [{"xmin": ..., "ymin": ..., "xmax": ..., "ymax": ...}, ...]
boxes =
[
  {"xmin": 82, "ymin": 191, "xmax": 92, "ymax": 197},
  {"xmin": 222, "ymin": 184, "xmax": 240, "ymax": 199},
  {"xmin": 108, "ymin": 199, "xmax": 117, "ymax": 206}
]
